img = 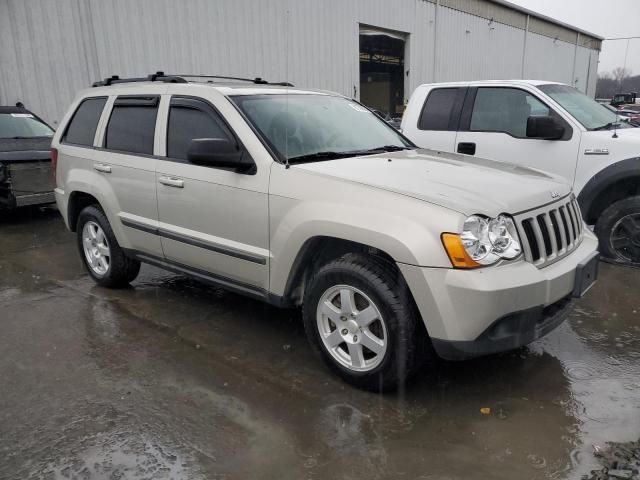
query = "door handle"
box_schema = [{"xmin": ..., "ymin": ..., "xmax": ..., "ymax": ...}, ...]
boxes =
[
  {"xmin": 159, "ymin": 176, "xmax": 184, "ymax": 188},
  {"xmin": 457, "ymin": 142, "xmax": 476, "ymax": 155},
  {"xmin": 93, "ymin": 163, "xmax": 112, "ymax": 173}
]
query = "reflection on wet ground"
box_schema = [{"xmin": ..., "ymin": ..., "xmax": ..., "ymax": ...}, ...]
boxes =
[{"xmin": 1, "ymin": 208, "xmax": 639, "ymax": 479}]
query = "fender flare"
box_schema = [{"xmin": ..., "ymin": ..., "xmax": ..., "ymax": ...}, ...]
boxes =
[{"xmin": 577, "ymin": 157, "xmax": 640, "ymax": 223}]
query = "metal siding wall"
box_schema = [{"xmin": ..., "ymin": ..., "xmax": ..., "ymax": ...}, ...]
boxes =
[
  {"xmin": 435, "ymin": 8, "xmax": 523, "ymax": 82},
  {"xmin": 0, "ymin": 0, "xmax": 600, "ymax": 124},
  {"xmin": 523, "ymin": 32, "xmax": 575, "ymax": 85},
  {"xmin": 0, "ymin": 0, "xmax": 97, "ymax": 127}
]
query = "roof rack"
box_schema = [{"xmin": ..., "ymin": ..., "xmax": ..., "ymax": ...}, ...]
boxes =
[
  {"xmin": 92, "ymin": 71, "xmax": 188, "ymax": 87},
  {"xmin": 92, "ymin": 71, "xmax": 294, "ymax": 87},
  {"xmin": 173, "ymin": 74, "xmax": 294, "ymax": 87}
]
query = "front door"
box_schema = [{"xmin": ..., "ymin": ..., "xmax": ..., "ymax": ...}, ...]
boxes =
[
  {"xmin": 454, "ymin": 86, "xmax": 581, "ymax": 183},
  {"xmin": 155, "ymin": 95, "xmax": 269, "ymax": 294}
]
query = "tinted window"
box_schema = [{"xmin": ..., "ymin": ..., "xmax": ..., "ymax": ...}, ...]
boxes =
[
  {"xmin": 418, "ymin": 88, "xmax": 459, "ymax": 130},
  {"xmin": 470, "ymin": 88, "xmax": 549, "ymax": 138},
  {"xmin": 167, "ymin": 99, "xmax": 231, "ymax": 160},
  {"xmin": 64, "ymin": 97, "xmax": 106, "ymax": 146},
  {"xmin": 105, "ymin": 97, "xmax": 159, "ymax": 155}
]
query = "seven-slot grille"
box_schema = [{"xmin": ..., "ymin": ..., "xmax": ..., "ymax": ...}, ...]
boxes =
[{"xmin": 515, "ymin": 196, "xmax": 583, "ymax": 268}]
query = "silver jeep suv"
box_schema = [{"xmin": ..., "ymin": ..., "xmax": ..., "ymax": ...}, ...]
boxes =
[{"xmin": 52, "ymin": 73, "xmax": 599, "ymax": 390}]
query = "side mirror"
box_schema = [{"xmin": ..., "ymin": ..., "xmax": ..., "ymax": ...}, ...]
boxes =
[
  {"xmin": 526, "ymin": 116, "xmax": 565, "ymax": 140},
  {"xmin": 187, "ymin": 138, "xmax": 253, "ymax": 172}
]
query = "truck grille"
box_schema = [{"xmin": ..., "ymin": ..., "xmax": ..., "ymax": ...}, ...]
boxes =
[{"xmin": 515, "ymin": 196, "xmax": 583, "ymax": 268}]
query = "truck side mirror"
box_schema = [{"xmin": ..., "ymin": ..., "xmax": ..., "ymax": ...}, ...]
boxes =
[{"xmin": 526, "ymin": 116, "xmax": 565, "ymax": 140}]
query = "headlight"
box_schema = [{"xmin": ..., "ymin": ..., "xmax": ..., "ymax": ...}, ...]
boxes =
[{"xmin": 442, "ymin": 214, "xmax": 522, "ymax": 268}]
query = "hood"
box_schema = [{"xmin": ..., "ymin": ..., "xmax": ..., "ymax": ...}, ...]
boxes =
[
  {"xmin": 0, "ymin": 137, "xmax": 51, "ymax": 162},
  {"xmin": 292, "ymin": 149, "xmax": 571, "ymax": 216}
]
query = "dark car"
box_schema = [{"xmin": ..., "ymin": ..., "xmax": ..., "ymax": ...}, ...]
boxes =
[{"xmin": 0, "ymin": 104, "xmax": 55, "ymax": 209}]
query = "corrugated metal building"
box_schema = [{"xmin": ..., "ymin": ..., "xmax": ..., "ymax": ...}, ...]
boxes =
[{"xmin": 0, "ymin": 0, "xmax": 602, "ymax": 126}]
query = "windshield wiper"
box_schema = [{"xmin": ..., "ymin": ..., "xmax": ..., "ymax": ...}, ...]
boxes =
[
  {"xmin": 369, "ymin": 145, "xmax": 411, "ymax": 152},
  {"xmin": 287, "ymin": 151, "xmax": 357, "ymax": 164},
  {"xmin": 592, "ymin": 122, "xmax": 621, "ymax": 131},
  {"xmin": 287, "ymin": 145, "xmax": 412, "ymax": 164}
]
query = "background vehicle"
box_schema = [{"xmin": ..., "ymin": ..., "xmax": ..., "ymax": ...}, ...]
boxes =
[
  {"xmin": 602, "ymin": 104, "xmax": 640, "ymax": 126},
  {"xmin": 611, "ymin": 92, "xmax": 638, "ymax": 108},
  {"xmin": 0, "ymin": 104, "xmax": 55, "ymax": 209},
  {"xmin": 402, "ymin": 80, "xmax": 640, "ymax": 264},
  {"xmin": 52, "ymin": 74, "xmax": 598, "ymax": 390}
]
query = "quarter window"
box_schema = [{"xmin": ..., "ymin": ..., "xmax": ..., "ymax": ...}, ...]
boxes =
[
  {"xmin": 418, "ymin": 88, "xmax": 460, "ymax": 131},
  {"xmin": 63, "ymin": 97, "xmax": 107, "ymax": 146},
  {"xmin": 105, "ymin": 96, "xmax": 159, "ymax": 155},
  {"xmin": 166, "ymin": 98, "xmax": 232, "ymax": 161},
  {"xmin": 470, "ymin": 88, "xmax": 550, "ymax": 138}
]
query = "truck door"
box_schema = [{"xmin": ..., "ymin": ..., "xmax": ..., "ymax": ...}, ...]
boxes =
[{"xmin": 454, "ymin": 87, "xmax": 581, "ymax": 183}]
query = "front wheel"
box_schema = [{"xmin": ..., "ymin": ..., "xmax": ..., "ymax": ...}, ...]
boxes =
[
  {"xmin": 302, "ymin": 253, "xmax": 430, "ymax": 391},
  {"xmin": 595, "ymin": 196, "xmax": 640, "ymax": 264},
  {"xmin": 76, "ymin": 205, "xmax": 141, "ymax": 287}
]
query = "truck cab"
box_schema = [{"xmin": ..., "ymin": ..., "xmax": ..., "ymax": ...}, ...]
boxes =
[{"xmin": 402, "ymin": 80, "xmax": 640, "ymax": 264}]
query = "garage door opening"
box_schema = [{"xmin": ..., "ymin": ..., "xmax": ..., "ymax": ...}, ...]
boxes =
[{"xmin": 359, "ymin": 26, "xmax": 407, "ymax": 120}]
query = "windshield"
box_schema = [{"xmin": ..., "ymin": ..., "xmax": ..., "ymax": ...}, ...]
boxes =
[
  {"xmin": 231, "ymin": 94, "xmax": 413, "ymax": 162},
  {"xmin": 0, "ymin": 113, "xmax": 54, "ymax": 139},
  {"xmin": 539, "ymin": 84, "xmax": 633, "ymax": 130}
]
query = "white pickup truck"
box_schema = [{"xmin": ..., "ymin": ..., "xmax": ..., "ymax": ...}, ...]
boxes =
[{"xmin": 402, "ymin": 80, "xmax": 640, "ymax": 264}]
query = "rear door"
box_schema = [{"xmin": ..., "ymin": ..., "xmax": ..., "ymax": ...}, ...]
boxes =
[
  {"xmin": 453, "ymin": 86, "xmax": 581, "ymax": 183},
  {"xmin": 403, "ymin": 86, "xmax": 466, "ymax": 152},
  {"xmin": 94, "ymin": 94, "xmax": 163, "ymax": 257},
  {"xmin": 154, "ymin": 93, "xmax": 270, "ymax": 295}
]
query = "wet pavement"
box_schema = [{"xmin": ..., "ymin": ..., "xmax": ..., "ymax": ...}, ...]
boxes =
[{"xmin": 1, "ymin": 207, "xmax": 639, "ymax": 480}]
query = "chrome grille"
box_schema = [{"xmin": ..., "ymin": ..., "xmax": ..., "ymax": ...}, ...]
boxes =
[{"xmin": 515, "ymin": 196, "xmax": 583, "ymax": 268}]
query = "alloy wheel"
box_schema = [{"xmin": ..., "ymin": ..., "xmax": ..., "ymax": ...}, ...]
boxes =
[
  {"xmin": 82, "ymin": 221, "xmax": 111, "ymax": 276},
  {"xmin": 316, "ymin": 285, "xmax": 388, "ymax": 372}
]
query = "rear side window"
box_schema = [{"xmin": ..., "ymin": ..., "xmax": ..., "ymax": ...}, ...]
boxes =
[
  {"xmin": 166, "ymin": 97, "xmax": 232, "ymax": 160},
  {"xmin": 105, "ymin": 96, "xmax": 159, "ymax": 155},
  {"xmin": 63, "ymin": 97, "xmax": 107, "ymax": 146},
  {"xmin": 418, "ymin": 88, "xmax": 460, "ymax": 131}
]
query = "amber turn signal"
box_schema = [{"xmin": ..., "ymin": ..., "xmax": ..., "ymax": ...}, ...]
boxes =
[{"xmin": 441, "ymin": 233, "xmax": 482, "ymax": 269}]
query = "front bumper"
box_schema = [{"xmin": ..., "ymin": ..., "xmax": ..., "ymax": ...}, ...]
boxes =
[{"xmin": 398, "ymin": 230, "xmax": 599, "ymax": 360}]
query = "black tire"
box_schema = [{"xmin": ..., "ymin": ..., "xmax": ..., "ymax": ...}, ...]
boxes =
[
  {"xmin": 76, "ymin": 205, "xmax": 140, "ymax": 287},
  {"xmin": 302, "ymin": 253, "xmax": 432, "ymax": 391},
  {"xmin": 595, "ymin": 196, "xmax": 640, "ymax": 264}
]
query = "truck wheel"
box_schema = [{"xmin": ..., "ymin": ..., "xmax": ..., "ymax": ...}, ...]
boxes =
[
  {"xmin": 302, "ymin": 253, "xmax": 430, "ymax": 391},
  {"xmin": 76, "ymin": 205, "xmax": 140, "ymax": 287},
  {"xmin": 595, "ymin": 196, "xmax": 640, "ymax": 264}
]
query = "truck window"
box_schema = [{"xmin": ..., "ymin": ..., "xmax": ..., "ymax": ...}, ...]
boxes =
[
  {"xmin": 166, "ymin": 98, "xmax": 232, "ymax": 161},
  {"xmin": 418, "ymin": 88, "xmax": 461, "ymax": 131},
  {"xmin": 63, "ymin": 97, "xmax": 107, "ymax": 146},
  {"xmin": 470, "ymin": 88, "xmax": 549, "ymax": 138},
  {"xmin": 105, "ymin": 96, "xmax": 159, "ymax": 155}
]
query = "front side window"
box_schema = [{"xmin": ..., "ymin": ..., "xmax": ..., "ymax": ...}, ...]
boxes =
[
  {"xmin": 105, "ymin": 96, "xmax": 159, "ymax": 155},
  {"xmin": 63, "ymin": 97, "xmax": 106, "ymax": 146},
  {"xmin": 166, "ymin": 98, "xmax": 232, "ymax": 160},
  {"xmin": 539, "ymin": 84, "xmax": 633, "ymax": 130},
  {"xmin": 470, "ymin": 87, "xmax": 551, "ymax": 138},
  {"xmin": 231, "ymin": 94, "xmax": 412, "ymax": 162},
  {"xmin": 418, "ymin": 88, "xmax": 461, "ymax": 131},
  {"xmin": 0, "ymin": 112, "xmax": 54, "ymax": 139}
]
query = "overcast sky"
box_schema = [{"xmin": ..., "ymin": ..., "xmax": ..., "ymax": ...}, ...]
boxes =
[{"xmin": 507, "ymin": 0, "xmax": 640, "ymax": 77}]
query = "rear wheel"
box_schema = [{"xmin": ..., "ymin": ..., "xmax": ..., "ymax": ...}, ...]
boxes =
[
  {"xmin": 595, "ymin": 196, "xmax": 640, "ymax": 264},
  {"xmin": 302, "ymin": 253, "xmax": 431, "ymax": 391},
  {"xmin": 76, "ymin": 205, "xmax": 140, "ymax": 287}
]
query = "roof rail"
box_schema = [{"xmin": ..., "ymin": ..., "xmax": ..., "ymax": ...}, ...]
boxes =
[
  {"xmin": 92, "ymin": 71, "xmax": 188, "ymax": 87},
  {"xmin": 171, "ymin": 74, "xmax": 294, "ymax": 87},
  {"xmin": 92, "ymin": 71, "xmax": 294, "ymax": 88}
]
